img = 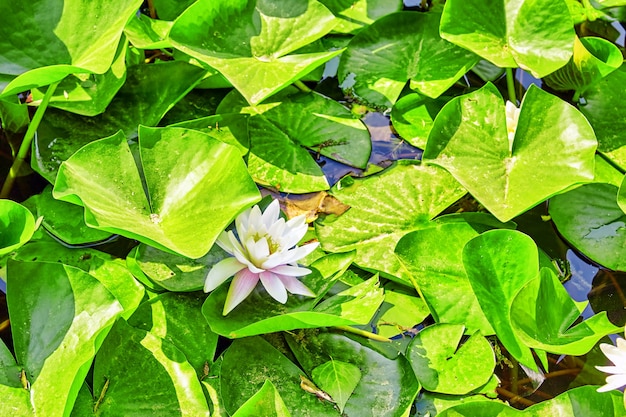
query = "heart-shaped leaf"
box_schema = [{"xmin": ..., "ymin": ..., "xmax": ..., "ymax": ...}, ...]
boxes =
[
  {"xmin": 218, "ymin": 88, "xmax": 371, "ymax": 192},
  {"xmin": 0, "ymin": 0, "xmax": 143, "ymax": 96},
  {"xmin": 169, "ymin": 0, "xmax": 340, "ymax": 104},
  {"xmin": 231, "ymin": 380, "xmax": 291, "ymax": 417},
  {"xmin": 423, "ymin": 82, "xmax": 596, "ymax": 222},
  {"xmin": 543, "ymin": 36, "xmax": 623, "ymax": 95},
  {"xmin": 53, "ymin": 126, "xmax": 260, "ymax": 258},
  {"xmin": 338, "ymin": 11, "xmax": 478, "ymax": 108},
  {"xmin": 440, "ymin": 0, "xmax": 575, "ymax": 78},
  {"xmin": 7, "ymin": 260, "xmax": 123, "ymax": 417},
  {"xmin": 511, "ymin": 268, "xmax": 621, "ymax": 355},
  {"xmin": 391, "ymin": 93, "xmax": 450, "ymax": 149},
  {"xmin": 462, "ymin": 230, "xmax": 539, "ymax": 369},
  {"xmin": 549, "ymin": 183, "xmax": 626, "ymax": 271},
  {"xmin": 311, "ymin": 359, "xmax": 361, "ymax": 413},
  {"xmin": 316, "ymin": 161, "xmax": 466, "ymax": 284},
  {"xmin": 0, "ymin": 200, "xmax": 36, "ymax": 256},
  {"xmin": 93, "ymin": 319, "xmax": 210, "ymax": 416},
  {"xmin": 124, "ymin": 14, "xmax": 173, "ymax": 50},
  {"xmin": 407, "ymin": 323, "xmax": 495, "ymax": 395}
]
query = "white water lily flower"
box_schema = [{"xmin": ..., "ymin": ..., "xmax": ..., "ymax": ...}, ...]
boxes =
[
  {"xmin": 505, "ymin": 100, "xmax": 520, "ymax": 146},
  {"xmin": 204, "ymin": 199, "xmax": 319, "ymax": 315},
  {"xmin": 596, "ymin": 331, "xmax": 626, "ymax": 406}
]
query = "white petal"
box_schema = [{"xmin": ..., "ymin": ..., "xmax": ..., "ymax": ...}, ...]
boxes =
[
  {"xmin": 216, "ymin": 231, "xmax": 235, "ymax": 255},
  {"xmin": 235, "ymin": 208, "xmax": 251, "ymax": 239},
  {"xmin": 597, "ymin": 374, "xmax": 626, "ymax": 392},
  {"xmin": 601, "ymin": 341, "xmax": 626, "ymax": 367},
  {"xmin": 204, "ymin": 257, "xmax": 246, "ymax": 292},
  {"xmin": 262, "ymin": 242, "xmax": 319, "ymax": 269},
  {"xmin": 278, "ymin": 275, "xmax": 315, "ymax": 297},
  {"xmin": 262, "ymin": 199, "xmax": 281, "ymax": 229},
  {"xmin": 271, "ymin": 265, "xmax": 311, "ymax": 277},
  {"xmin": 260, "ymin": 271, "xmax": 288, "ymax": 303},
  {"xmin": 245, "ymin": 236, "xmax": 270, "ymax": 266},
  {"xmin": 267, "ymin": 218, "xmax": 286, "ymax": 241},
  {"xmin": 248, "ymin": 204, "xmax": 264, "ymax": 232},
  {"xmin": 226, "ymin": 230, "xmax": 246, "ymax": 257},
  {"xmin": 223, "ymin": 269, "xmax": 259, "ymax": 315},
  {"xmin": 596, "ymin": 365, "xmax": 625, "ymax": 375}
]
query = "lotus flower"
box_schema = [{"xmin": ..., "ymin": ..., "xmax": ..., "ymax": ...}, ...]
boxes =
[
  {"xmin": 596, "ymin": 331, "xmax": 626, "ymax": 406},
  {"xmin": 204, "ymin": 199, "xmax": 319, "ymax": 315}
]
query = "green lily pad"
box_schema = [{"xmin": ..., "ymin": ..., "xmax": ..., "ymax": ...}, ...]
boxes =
[
  {"xmin": 512, "ymin": 268, "xmax": 621, "ymax": 355},
  {"xmin": 30, "ymin": 37, "xmax": 127, "ymax": 116},
  {"xmin": 128, "ymin": 292, "xmax": 219, "ymax": 376},
  {"xmin": 34, "ymin": 61, "xmax": 207, "ymax": 183},
  {"xmin": 22, "ymin": 185, "xmax": 112, "ymax": 245},
  {"xmin": 439, "ymin": 0, "xmax": 575, "ymax": 78},
  {"xmin": 0, "ymin": 0, "xmax": 143, "ymax": 97},
  {"xmin": 579, "ymin": 63, "xmax": 626, "ymax": 154},
  {"xmin": 395, "ymin": 221, "xmax": 494, "ymax": 335},
  {"xmin": 438, "ymin": 385, "xmax": 625, "ymax": 416},
  {"xmin": 549, "ymin": 183, "xmax": 626, "ymax": 271},
  {"xmin": 319, "ymin": 0, "xmax": 403, "ymax": 34},
  {"xmin": 53, "ymin": 126, "xmax": 260, "ymax": 258},
  {"xmin": 619, "ymin": 176, "xmax": 626, "ymax": 214},
  {"xmin": 170, "ymin": 113, "xmax": 250, "ymax": 156},
  {"xmin": 338, "ymin": 11, "xmax": 478, "ymax": 108},
  {"xmin": 124, "ymin": 14, "xmax": 173, "ymax": 49},
  {"xmin": 462, "ymin": 230, "xmax": 539, "ymax": 369},
  {"xmin": 391, "ymin": 93, "xmax": 450, "ymax": 149},
  {"xmin": 169, "ymin": 0, "xmax": 340, "ymax": 104},
  {"xmin": 372, "ymin": 287, "xmax": 430, "ymax": 338},
  {"xmin": 6, "ymin": 260, "xmax": 123, "ymax": 417},
  {"xmin": 316, "ymin": 161, "xmax": 466, "ymax": 284},
  {"xmin": 407, "ymin": 323, "xmax": 495, "ymax": 395},
  {"xmin": 0, "ymin": 200, "xmax": 36, "ymax": 256},
  {"xmin": 423, "ymin": 82, "xmax": 596, "ymax": 222},
  {"xmin": 544, "ymin": 36, "xmax": 623, "ymax": 95},
  {"xmin": 128, "ymin": 242, "xmax": 228, "ymax": 292},
  {"xmin": 287, "ymin": 330, "xmax": 420, "ymax": 417},
  {"xmin": 203, "ymin": 275, "xmax": 383, "ymax": 338},
  {"xmin": 232, "ymin": 380, "xmax": 291, "ymax": 417},
  {"xmin": 152, "ymin": 0, "xmax": 196, "ymax": 20},
  {"xmin": 311, "ymin": 359, "xmax": 361, "ymax": 413},
  {"xmin": 221, "ymin": 337, "xmax": 336, "ymax": 416},
  {"xmin": 218, "ymin": 88, "xmax": 371, "ymax": 192},
  {"xmin": 93, "ymin": 319, "xmax": 210, "ymax": 416}
]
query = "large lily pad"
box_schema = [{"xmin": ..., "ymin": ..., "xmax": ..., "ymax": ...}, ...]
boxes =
[
  {"xmin": 0, "ymin": 200, "xmax": 36, "ymax": 256},
  {"xmin": 549, "ymin": 183, "xmax": 626, "ymax": 271},
  {"xmin": 439, "ymin": 0, "xmax": 575, "ymax": 78},
  {"xmin": 34, "ymin": 61, "xmax": 207, "ymax": 183},
  {"xmin": 316, "ymin": 161, "xmax": 466, "ymax": 284},
  {"xmin": 6, "ymin": 260, "xmax": 123, "ymax": 417},
  {"xmin": 338, "ymin": 11, "xmax": 478, "ymax": 108},
  {"xmin": 169, "ymin": 0, "xmax": 341, "ymax": 104},
  {"xmin": 0, "ymin": 0, "xmax": 143, "ymax": 96},
  {"xmin": 53, "ymin": 126, "xmax": 260, "ymax": 258},
  {"xmin": 93, "ymin": 319, "xmax": 210, "ymax": 416},
  {"xmin": 511, "ymin": 268, "xmax": 621, "ymax": 355},
  {"xmin": 462, "ymin": 230, "xmax": 539, "ymax": 369},
  {"xmin": 218, "ymin": 88, "xmax": 371, "ymax": 192},
  {"xmin": 318, "ymin": 0, "xmax": 403, "ymax": 34},
  {"xmin": 407, "ymin": 324, "xmax": 495, "ymax": 395},
  {"xmin": 423, "ymin": 82, "xmax": 596, "ymax": 222}
]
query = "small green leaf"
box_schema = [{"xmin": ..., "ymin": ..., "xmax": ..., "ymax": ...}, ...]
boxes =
[
  {"xmin": 124, "ymin": 14, "xmax": 173, "ymax": 49},
  {"xmin": 169, "ymin": 0, "xmax": 340, "ymax": 104},
  {"xmin": 372, "ymin": 287, "xmax": 430, "ymax": 338},
  {"xmin": 319, "ymin": 0, "xmax": 403, "ymax": 34},
  {"xmin": 462, "ymin": 230, "xmax": 538, "ymax": 369},
  {"xmin": 407, "ymin": 323, "xmax": 495, "ymax": 395},
  {"xmin": 312, "ymin": 360, "xmax": 361, "ymax": 413},
  {"xmin": 0, "ymin": 200, "xmax": 36, "ymax": 256},
  {"xmin": 232, "ymin": 380, "xmax": 291, "ymax": 417},
  {"xmin": 391, "ymin": 93, "xmax": 450, "ymax": 149},
  {"xmin": 338, "ymin": 11, "xmax": 478, "ymax": 107},
  {"xmin": 549, "ymin": 183, "xmax": 626, "ymax": 271},
  {"xmin": 423, "ymin": 83, "xmax": 596, "ymax": 222},
  {"xmin": 53, "ymin": 126, "xmax": 260, "ymax": 258},
  {"xmin": 440, "ymin": 0, "xmax": 575, "ymax": 78},
  {"xmin": 512, "ymin": 268, "xmax": 621, "ymax": 355}
]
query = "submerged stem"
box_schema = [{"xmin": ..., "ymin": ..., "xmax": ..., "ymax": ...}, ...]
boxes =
[
  {"xmin": 293, "ymin": 80, "xmax": 312, "ymax": 93},
  {"xmin": 505, "ymin": 68, "xmax": 517, "ymax": 104},
  {"xmin": 335, "ymin": 325, "xmax": 391, "ymax": 343},
  {"xmin": 0, "ymin": 82, "xmax": 59, "ymax": 199}
]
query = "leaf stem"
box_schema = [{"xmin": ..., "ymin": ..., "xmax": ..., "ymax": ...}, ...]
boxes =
[
  {"xmin": 335, "ymin": 325, "xmax": 391, "ymax": 343},
  {"xmin": 0, "ymin": 82, "xmax": 59, "ymax": 199},
  {"xmin": 293, "ymin": 80, "xmax": 312, "ymax": 93},
  {"xmin": 572, "ymin": 90, "xmax": 581, "ymax": 103},
  {"xmin": 505, "ymin": 68, "xmax": 517, "ymax": 104}
]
